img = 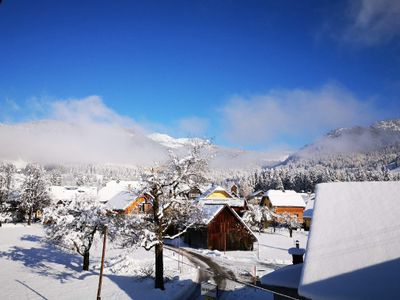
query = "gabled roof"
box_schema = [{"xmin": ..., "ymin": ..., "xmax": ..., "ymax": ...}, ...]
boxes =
[
  {"xmin": 299, "ymin": 181, "xmax": 400, "ymax": 299},
  {"xmin": 97, "ymin": 180, "xmax": 141, "ymax": 203},
  {"xmin": 105, "ymin": 191, "xmax": 137, "ymax": 210},
  {"xmin": 197, "ymin": 185, "xmax": 246, "ymax": 207},
  {"xmin": 201, "ymin": 204, "xmax": 225, "ymax": 224},
  {"xmin": 201, "ymin": 185, "xmax": 235, "ymax": 199},
  {"xmin": 264, "ymin": 190, "xmax": 306, "ymax": 208},
  {"xmin": 199, "ymin": 204, "xmax": 257, "ymax": 241}
]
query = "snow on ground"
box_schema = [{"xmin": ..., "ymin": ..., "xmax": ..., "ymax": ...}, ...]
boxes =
[
  {"xmin": 187, "ymin": 227, "xmax": 308, "ymax": 299},
  {"xmin": 0, "ymin": 224, "xmax": 197, "ymax": 300},
  {"xmin": 193, "ymin": 228, "xmax": 308, "ymax": 280},
  {"xmin": 221, "ymin": 282, "xmax": 274, "ymax": 300}
]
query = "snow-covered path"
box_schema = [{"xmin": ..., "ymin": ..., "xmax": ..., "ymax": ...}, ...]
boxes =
[{"xmin": 177, "ymin": 228, "xmax": 309, "ymax": 300}]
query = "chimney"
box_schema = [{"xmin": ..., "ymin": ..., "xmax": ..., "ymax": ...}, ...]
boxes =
[{"xmin": 288, "ymin": 240, "xmax": 305, "ymax": 265}]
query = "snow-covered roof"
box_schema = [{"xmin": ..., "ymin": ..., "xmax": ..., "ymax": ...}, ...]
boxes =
[
  {"xmin": 97, "ymin": 180, "xmax": 141, "ymax": 203},
  {"xmin": 198, "ymin": 198, "xmax": 245, "ymax": 207},
  {"xmin": 201, "ymin": 185, "xmax": 235, "ymax": 199},
  {"xmin": 197, "ymin": 185, "xmax": 245, "ymax": 207},
  {"xmin": 299, "ymin": 181, "xmax": 400, "ymax": 300},
  {"xmin": 201, "ymin": 204, "xmax": 225, "ymax": 224},
  {"xmin": 288, "ymin": 247, "xmax": 305, "ymax": 255},
  {"xmin": 261, "ymin": 263, "xmax": 303, "ymax": 289},
  {"xmin": 105, "ymin": 191, "xmax": 137, "ymax": 210},
  {"xmin": 303, "ymin": 198, "xmax": 314, "ymax": 219},
  {"xmin": 264, "ymin": 190, "xmax": 306, "ymax": 208},
  {"xmin": 248, "ymin": 190, "xmax": 264, "ymax": 199},
  {"xmin": 299, "ymin": 192, "xmax": 314, "ymax": 204},
  {"xmin": 49, "ymin": 186, "xmax": 97, "ymax": 202}
]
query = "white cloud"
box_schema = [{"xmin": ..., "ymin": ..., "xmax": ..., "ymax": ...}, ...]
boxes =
[
  {"xmin": 0, "ymin": 96, "xmax": 168, "ymax": 166},
  {"xmin": 220, "ymin": 84, "xmax": 389, "ymax": 147},
  {"xmin": 50, "ymin": 96, "xmax": 134, "ymax": 128},
  {"xmin": 341, "ymin": 0, "xmax": 400, "ymax": 46}
]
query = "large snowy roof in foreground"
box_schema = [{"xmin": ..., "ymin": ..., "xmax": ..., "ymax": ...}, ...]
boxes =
[
  {"xmin": 265, "ymin": 190, "xmax": 306, "ymax": 207},
  {"xmin": 299, "ymin": 181, "xmax": 400, "ymax": 299}
]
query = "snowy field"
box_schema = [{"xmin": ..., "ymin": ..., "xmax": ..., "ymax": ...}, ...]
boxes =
[
  {"xmin": 0, "ymin": 224, "xmax": 197, "ymax": 300},
  {"xmin": 186, "ymin": 228, "xmax": 309, "ymax": 300},
  {"xmin": 194, "ymin": 228, "xmax": 308, "ymax": 279},
  {"xmin": 0, "ymin": 224, "xmax": 308, "ymax": 300}
]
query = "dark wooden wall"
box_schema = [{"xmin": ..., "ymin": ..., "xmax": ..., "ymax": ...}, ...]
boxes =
[{"xmin": 208, "ymin": 207, "xmax": 254, "ymax": 251}]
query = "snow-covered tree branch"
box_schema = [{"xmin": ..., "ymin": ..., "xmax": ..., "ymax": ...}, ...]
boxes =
[
  {"xmin": 20, "ymin": 164, "xmax": 51, "ymax": 225},
  {"xmin": 114, "ymin": 141, "xmax": 210, "ymax": 290},
  {"xmin": 43, "ymin": 194, "xmax": 107, "ymax": 271}
]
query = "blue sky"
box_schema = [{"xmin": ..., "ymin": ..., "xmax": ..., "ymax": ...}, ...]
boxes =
[{"xmin": 0, "ymin": 0, "xmax": 399, "ymax": 150}]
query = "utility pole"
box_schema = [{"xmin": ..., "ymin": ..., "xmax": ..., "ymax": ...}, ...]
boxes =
[{"xmin": 97, "ymin": 226, "xmax": 107, "ymax": 300}]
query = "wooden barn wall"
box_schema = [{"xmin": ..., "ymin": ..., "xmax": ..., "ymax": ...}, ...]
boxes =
[
  {"xmin": 184, "ymin": 227, "xmax": 208, "ymax": 248},
  {"xmin": 208, "ymin": 208, "xmax": 254, "ymax": 251}
]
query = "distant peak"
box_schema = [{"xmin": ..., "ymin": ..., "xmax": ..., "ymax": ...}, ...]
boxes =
[
  {"xmin": 372, "ymin": 119, "xmax": 400, "ymax": 132},
  {"xmin": 147, "ymin": 132, "xmax": 204, "ymax": 149}
]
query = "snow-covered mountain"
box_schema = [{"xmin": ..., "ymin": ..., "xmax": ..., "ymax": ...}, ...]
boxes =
[
  {"xmin": 148, "ymin": 132, "xmax": 289, "ymax": 169},
  {"xmin": 0, "ymin": 120, "xmax": 286, "ymax": 170},
  {"xmin": 147, "ymin": 133, "xmax": 204, "ymax": 149},
  {"xmin": 287, "ymin": 119, "xmax": 400, "ymax": 161},
  {"xmin": 2, "ymin": 118, "xmax": 399, "ymax": 172}
]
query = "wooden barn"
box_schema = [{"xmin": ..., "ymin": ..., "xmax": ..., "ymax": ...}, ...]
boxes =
[
  {"xmin": 261, "ymin": 190, "xmax": 306, "ymax": 223},
  {"xmin": 185, "ymin": 204, "xmax": 257, "ymax": 251},
  {"xmin": 106, "ymin": 191, "xmax": 153, "ymax": 214}
]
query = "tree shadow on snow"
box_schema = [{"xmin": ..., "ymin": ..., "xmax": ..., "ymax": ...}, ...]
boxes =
[
  {"xmin": 0, "ymin": 235, "xmax": 96, "ymax": 283},
  {"xmin": 20, "ymin": 234, "xmax": 44, "ymax": 243}
]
